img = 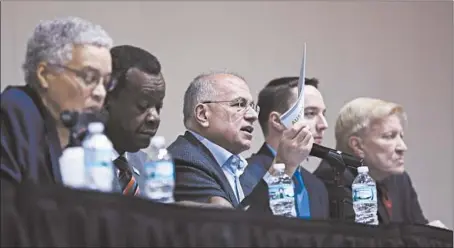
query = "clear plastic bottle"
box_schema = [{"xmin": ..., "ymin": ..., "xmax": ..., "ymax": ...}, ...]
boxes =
[
  {"xmin": 59, "ymin": 146, "xmax": 85, "ymax": 189},
  {"xmin": 82, "ymin": 122, "xmax": 114, "ymax": 192},
  {"xmin": 143, "ymin": 136, "xmax": 175, "ymax": 203},
  {"xmin": 352, "ymin": 166, "xmax": 379, "ymax": 225},
  {"xmin": 267, "ymin": 163, "xmax": 297, "ymax": 218}
]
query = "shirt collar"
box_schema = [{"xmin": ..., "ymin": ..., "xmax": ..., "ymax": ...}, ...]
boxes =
[
  {"xmin": 112, "ymin": 149, "xmax": 128, "ymax": 161},
  {"xmin": 266, "ymin": 143, "xmax": 277, "ymax": 157},
  {"xmin": 189, "ymin": 130, "xmax": 247, "ymax": 173}
]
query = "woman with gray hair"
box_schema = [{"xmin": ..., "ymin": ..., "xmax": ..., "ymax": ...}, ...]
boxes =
[
  {"xmin": 1, "ymin": 16, "xmax": 114, "ymax": 187},
  {"xmin": 314, "ymin": 97, "xmax": 427, "ymax": 225}
]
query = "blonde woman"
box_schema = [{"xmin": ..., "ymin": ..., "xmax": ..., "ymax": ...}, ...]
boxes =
[{"xmin": 314, "ymin": 97, "xmax": 427, "ymax": 225}]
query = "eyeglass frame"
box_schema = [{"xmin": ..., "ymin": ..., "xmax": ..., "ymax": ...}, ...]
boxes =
[
  {"xmin": 46, "ymin": 63, "xmax": 117, "ymax": 92},
  {"xmin": 201, "ymin": 98, "xmax": 260, "ymax": 114}
]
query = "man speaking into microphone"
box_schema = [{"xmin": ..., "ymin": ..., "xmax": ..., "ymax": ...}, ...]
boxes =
[{"xmin": 242, "ymin": 77, "xmax": 330, "ymax": 220}]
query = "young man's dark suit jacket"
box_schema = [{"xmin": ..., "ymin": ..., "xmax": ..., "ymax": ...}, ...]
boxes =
[
  {"xmin": 1, "ymin": 85, "xmax": 63, "ymax": 187},
  {"xmin": 167, "ymin": 131, "xmax": 271, "ymax": 212},
  {"xmin": 314, "ymin": 160, "xmax": 428, "ymax": 225},
  {"xmin": 241, "ymin": 143, "xmax": 330, "ymax": 220}
]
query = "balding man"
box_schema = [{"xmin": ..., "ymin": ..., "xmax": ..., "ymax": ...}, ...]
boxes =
[{"xmin": 167, "ymin": 71, "xmax": 314, "ymax": 210}]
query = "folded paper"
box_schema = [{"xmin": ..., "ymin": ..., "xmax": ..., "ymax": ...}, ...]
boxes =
[{"xmin": 280, "ymin": 43, "xmax": 307, "ymax": 128}]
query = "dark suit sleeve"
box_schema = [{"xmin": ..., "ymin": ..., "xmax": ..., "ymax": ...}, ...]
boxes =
[
  {"xmin": 1, "ymin": 106, "xmax": 23, "ymax": 184},
  {"xmin": 237, "ymin": 179, "xmax": 271, "ymax": 212},
  {"xmin": 318, "ymin": 180, "xmax": 331, "ymax": 219},
  {"xmin": 404, "ymin": 172, "xmax": 428, "ymax": 224},
  {"xmin": 174, "ymin": 162, "xmax": 229, "ymax": 203},
  {"xmin": 313, "ymin": 163, "xmax": 355, "ymax": 221}
]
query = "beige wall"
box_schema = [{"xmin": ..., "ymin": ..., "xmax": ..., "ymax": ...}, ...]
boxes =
[{"xmin": 1, "ymin": 1, "xmax": 453, "ymax": 228}]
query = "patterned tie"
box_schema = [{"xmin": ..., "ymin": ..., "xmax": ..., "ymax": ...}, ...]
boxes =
[
  {"xmin": 226, "ymin": 155, "xmax": 245, "ymax": 202},
  {"xmin": 113, "ymin": 156, "xmax": 140, "ymax": 196}
]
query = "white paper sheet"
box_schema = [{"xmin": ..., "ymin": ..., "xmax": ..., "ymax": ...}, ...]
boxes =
[{"xmin": 280, "ymin": 43, "xmax": 307, "ymax": 128}]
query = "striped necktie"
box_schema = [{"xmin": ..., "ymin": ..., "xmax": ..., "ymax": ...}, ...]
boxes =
[{"xmin": 114, "ymin": 155, "xmax": 140, "ymax": 196}]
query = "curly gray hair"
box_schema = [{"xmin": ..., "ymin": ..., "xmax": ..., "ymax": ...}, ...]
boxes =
[
  {"xmin": 182, "ymin": 70, "xmax": 245, "ymax": 126},
  {"xmin": 22, "ymin": 16, "xmax": 113, "ymax": 86}
]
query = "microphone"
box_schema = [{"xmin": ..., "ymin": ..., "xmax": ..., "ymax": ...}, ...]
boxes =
[
  {"xmin": 61, "ymin": 109, "xmax": 109, "ymax": 147},
  {"xmin": 310, "ymin": 143, "xmax": 363, "ymax": 169}
]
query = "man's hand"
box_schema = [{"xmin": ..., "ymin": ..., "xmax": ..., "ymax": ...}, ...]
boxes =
[{"xmin": 274, "ymin": 121, "xmax": 314, "ymax": 177}]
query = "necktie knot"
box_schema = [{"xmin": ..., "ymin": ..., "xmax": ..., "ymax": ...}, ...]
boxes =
[
  {"xmin": 114, "ymin": 155, "xmax": 129, "ymax": 172},
  {"xmin": 226, "ymin": 155, "xmax": 245, "ymax": 176}
]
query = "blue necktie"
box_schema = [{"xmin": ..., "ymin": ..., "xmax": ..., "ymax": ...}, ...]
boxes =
[
  {"xmin": 226, "ymin": 155, "xmax": 245, "ymax": 202},
  {"xmin": 294, "ymin": 168, "xmax": 311, "ymax": 219}
]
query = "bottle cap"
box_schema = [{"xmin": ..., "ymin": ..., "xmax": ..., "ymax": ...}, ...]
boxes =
[
  {"xmin": 273, "ymin": 163, "xmax": 286, "ymax": 171},
  {"xmin": 357, "ymin": 166, "xmax": 369, "ymax": 173},
  {"xmin": 150, "ymin": 136, "xmax": 166, "ymax": 148},
  {"xmin": 87, "ymin": 122, "xmax": 104, "ymax": 133}
]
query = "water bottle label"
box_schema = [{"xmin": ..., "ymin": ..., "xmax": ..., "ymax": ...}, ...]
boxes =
[
  {"xmin": 268, "ymin": 183, "xmax": 296, "ymax": 217},
  {"xmin": 352, "ymin": 185, "xmax": 376, "ymax": 203},
  {"xmin": 144, "ymin": 160, "xmax": 175, "ymax": 201},
  {"xmin": 145, "ymin": 161, "xmax": 175, "ymax": 181},
  {"xmin": 269, "ymin": 184, "xmax": 294, "ymax": 200},
  {"xmin": 85, "ymin": 149, "xmax": 114, "ymax": 192}
]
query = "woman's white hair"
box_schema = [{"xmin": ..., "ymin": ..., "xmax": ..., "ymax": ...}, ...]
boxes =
[
  {"xmin": 22, "ymin": 16, "xmax": 113, "ymax": 86},
  {"xmin": 335, "ymin": 97, "xmax": 407, "ymax": 153}
]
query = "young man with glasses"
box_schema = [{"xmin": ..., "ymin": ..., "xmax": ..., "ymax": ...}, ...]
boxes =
[
  {"xmin": 1, "ymin": 16, "xmax": 113, "ymax": 186},
  {"xmin": 167, "ymin": 71, "xmax": 315, "ymax": 210}
]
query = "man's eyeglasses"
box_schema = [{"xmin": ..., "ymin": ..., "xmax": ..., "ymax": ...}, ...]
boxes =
[
  {"xmin": 202, "ymin": 98, "xmax": 260, "ymax": 114},
  {"xmin": 47, "ymin": 63, "xmax": 117, "ymax": 92}
]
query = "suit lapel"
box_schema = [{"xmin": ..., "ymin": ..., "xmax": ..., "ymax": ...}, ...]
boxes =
[
  {"xmin": 299, "ymin": 167, "xmax": 317, "ymax": 216},
  {"xmin": 22, "ymin": 86, "xmax": 63, "ymax": 184},
  {"xmin": 241, "ymin": 143, "xmax": 273, "ymax": 196},
  {"xmin": 126, "ymin": 151, "xmax": 146, "ymax": 191},
  {"xmin": 377, "ymin": 187, "xmax": 390, "ymax": 224},
  {"xmin": 184, "ymin": 131, "xmax": 239, "ymax": 206},
  {"xmin": 376, "ymin": 176, "xmax": 397, "ymax": 224},
  {"xmin": 257, "ymin": 143, "xmax": 274, "ymax": 161}
]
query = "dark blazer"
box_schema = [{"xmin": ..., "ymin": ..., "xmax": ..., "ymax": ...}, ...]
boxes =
[
  {"xmin": 314, "ymin": 160, "xmax": 428, "ymax": 225},
  {"xmin": 1, "ymin": 85, "xmax": 63, "ymax": 186},
  {"xmin": 241, "ymin": 143, "xmax": 330, "ymax": 220},
  {"xmin": 167, "ymin": 131, "xmax": 271, "ymax": 211}
]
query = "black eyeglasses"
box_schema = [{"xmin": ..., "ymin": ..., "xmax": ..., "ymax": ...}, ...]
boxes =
[
  {"xmin": 47, "ymin": 63, "xmax": 116, "ymax": 92},
  {"xmin": 202, "ymin": 98, "xmax": 260, "ymax": 114}
]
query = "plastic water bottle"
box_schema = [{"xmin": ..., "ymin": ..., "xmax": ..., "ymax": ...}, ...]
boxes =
[
  {"xmin": 267, "ymin": 163, "xmax": 297, "ymax": 218},
  {"xmin": 352, "ymin": 166, "xmax": 379, "ymax": 225},
  {"xmin": 143, "ymin": 136, "xmax": 175, "ymax": 203},
  {"xmin": 82, "ymin": 122, "xmax": 115, "ymax": 192},
  {"xmin": 59, "ymin": 147, "xmax": 85, "ymax": 189}
]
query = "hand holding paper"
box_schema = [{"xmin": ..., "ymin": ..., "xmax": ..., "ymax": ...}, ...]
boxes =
[
  {"xmin": 273, "ymin": 43, "xmax": 314, "ymax": 176},
  {"xmin": 274, "ymin": 122, "xmax": 313, "ymax": 176}
]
